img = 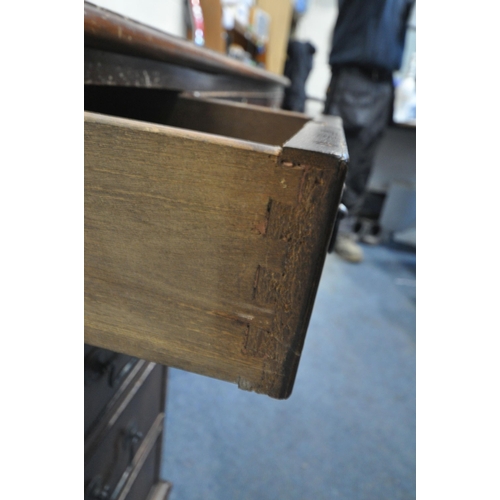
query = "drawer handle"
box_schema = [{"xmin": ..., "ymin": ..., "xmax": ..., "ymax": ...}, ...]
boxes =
[
  {"xmin": 84, "ymin": 350, "xmax": 119, "ymax": 385},
  {"xmin": 84, "ymin": 350, "xmax": 135, "ymax": 388},
  {"xmin": 124, "ymin": 424, "xmax": 144, "ymax": 463},
  {"xmin": 86, "ymin": 476, "xmax": 110, "ymax": 500},
  {"xmin": 109, "ymin": 359, "xmax": 135, "ymax": 388}
]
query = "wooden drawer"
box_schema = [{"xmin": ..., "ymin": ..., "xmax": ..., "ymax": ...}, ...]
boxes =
[
  {"xmin": 85, "ymin": 363, "xmax": 164, "ymax": 498},
  {"xmin": 85, "ymin": 93, "xmax": 347, "ymax": 399},
  {"xmin": 118, "ymin": 424, "xmax": 170, "ymax": 500},
  {"xmin": 84, "ymin": 345, "xmax": 141, "ymax": 435}
]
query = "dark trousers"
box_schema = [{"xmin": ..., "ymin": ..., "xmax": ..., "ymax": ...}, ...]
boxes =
[{"xmin": 324, "ymin": 66, "xmax": 393, "ymax": 221}]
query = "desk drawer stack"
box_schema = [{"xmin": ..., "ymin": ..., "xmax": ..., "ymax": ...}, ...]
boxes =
[{"xmin": 84, "ymin": 345, "xmax": 171, "ymax": 500}]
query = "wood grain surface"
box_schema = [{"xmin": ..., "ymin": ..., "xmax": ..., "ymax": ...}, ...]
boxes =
[
  {"xmin": 85, "ymin": 108, "xmax": 346, "ymax": 398},
  {"xmin": 166, "ymin": 95, "xmax": 310, "ymax": 146}
]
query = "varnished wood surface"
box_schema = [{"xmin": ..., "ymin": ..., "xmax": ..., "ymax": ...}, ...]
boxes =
[
  {"xmin": 184, "ymin": 90, "xmax": 286, "ymax": 108},
  {"xmin": 84, "ymin": 106, "xmax": 346, "ymax": 398},
  {"xmin": 84, "ymin": 2, "xmax": 289, "ymax": 86},
  {"xmin": 84, "ymin": 49, "xmax": 284, "ymax": 105}
]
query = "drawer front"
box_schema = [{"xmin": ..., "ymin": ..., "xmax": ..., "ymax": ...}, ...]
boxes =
[
  {"xmin": 118, "ymin": 433, "xmax": 168, "ymax": 500},
  {"xmin": 85, "ymin": 100, "xmax": 347, "ymax": 399},
  {"xmin": 113, "ymin": 413, "xmax": 168, "ymax": 500},
  {"xmin": 85, "ymin": 346, "xmax": 141, "ymax": 435},
  {"xmin": 84, "ymin": 363, "xmax": 164, "ymax": 499},
  {"xmin": 121, "ymin": 440, "xmax": 163, "ymax": 500}
]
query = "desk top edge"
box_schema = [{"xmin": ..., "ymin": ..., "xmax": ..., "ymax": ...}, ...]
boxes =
[{"xmin": 84, "ymin": 1, "xmax": 290, "ymax": 87}]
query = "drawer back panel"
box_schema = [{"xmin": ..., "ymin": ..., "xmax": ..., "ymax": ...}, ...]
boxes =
[{"xmin": 84, "ymin": 85, "xmax": 309, "ymax": 146}]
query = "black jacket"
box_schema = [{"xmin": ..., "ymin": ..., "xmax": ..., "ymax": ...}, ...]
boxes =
[{"xmin": 329, "ymin": 0, "xmax": 415, "ymax": 73}]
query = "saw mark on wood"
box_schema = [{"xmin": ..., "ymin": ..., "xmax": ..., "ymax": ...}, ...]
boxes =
[
  {"xmin": 252, "ymin": 198, "xmax": 272, "ymax": 235},
  {"xmin": 266, "ymin": 198, "xmax": 293, "ymax": 242}
]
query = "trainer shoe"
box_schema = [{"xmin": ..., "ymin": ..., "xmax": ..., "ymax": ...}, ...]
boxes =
[{"xmin": 334, "ymin": 234, "xmax": 364, "ymax": 263}]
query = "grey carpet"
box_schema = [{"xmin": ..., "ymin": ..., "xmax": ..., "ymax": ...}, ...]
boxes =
[{"xmin": 160, "ymin": 242, "xmax": 416, "ymax": 500}]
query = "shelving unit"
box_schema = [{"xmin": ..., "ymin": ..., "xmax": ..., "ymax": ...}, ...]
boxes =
[{"xmin": 191, "ymin": 0, "xmax": 293, "ymax": 75}]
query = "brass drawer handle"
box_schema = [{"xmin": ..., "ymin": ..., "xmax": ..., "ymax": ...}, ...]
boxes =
[{"xmin": 86, "ymin": 476, "xmax": 110, "ymax": 500}]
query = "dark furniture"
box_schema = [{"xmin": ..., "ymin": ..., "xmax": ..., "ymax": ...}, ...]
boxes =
[{"xmin": 85, "ymin": 345, "xmax": 170, "ymax": 499}]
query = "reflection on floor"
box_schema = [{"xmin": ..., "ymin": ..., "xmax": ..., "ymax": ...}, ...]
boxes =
[{"xmin": 161, "ymin": 242, "xmax": 416, "ymax": 500}]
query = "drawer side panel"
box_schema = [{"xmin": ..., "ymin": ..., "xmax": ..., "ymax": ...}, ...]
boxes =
[{"xmin": 85, "ymin": 112, "xmax": 346, "ymax": 398}]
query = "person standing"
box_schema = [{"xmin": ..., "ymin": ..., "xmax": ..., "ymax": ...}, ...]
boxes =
[{"xmin": 325, "ymin": 0, "xmax": 415, "ymax": 262}]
